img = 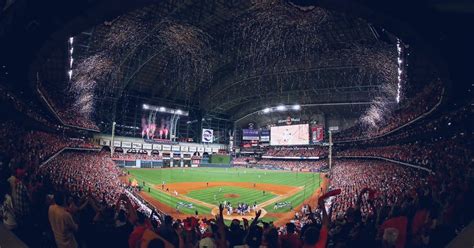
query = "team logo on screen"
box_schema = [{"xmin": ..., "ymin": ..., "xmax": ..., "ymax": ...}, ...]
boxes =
[{"xmin": 202, "ymin": 129, "xmax": 214, "ymax": 143}]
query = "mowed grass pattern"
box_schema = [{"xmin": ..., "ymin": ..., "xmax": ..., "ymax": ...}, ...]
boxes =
[
  {"xmin": 127, "ymin": 167, "xmax": 322, "ymax": 214},
  {"xmin": 147, "ymin": 188, "xmax": 211, "ymax": 215},
  {"xmin": 187, "ymin": 186, "xmax": 275, "ymax": 206}
]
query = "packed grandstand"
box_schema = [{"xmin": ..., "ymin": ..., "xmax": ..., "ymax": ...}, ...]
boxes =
[{"xmin": 0, "ymin": 1, "xmax": 473, "ymax": 248}]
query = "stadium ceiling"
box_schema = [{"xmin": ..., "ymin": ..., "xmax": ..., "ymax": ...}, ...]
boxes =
[{"xmin": 14, "ymin": 0, "xmax": 455, "ymax": 125}]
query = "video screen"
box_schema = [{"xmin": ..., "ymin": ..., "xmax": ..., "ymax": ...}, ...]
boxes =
[{"xmin": 270, "ymin": 124, "xmax": 309, "ymax": 146}]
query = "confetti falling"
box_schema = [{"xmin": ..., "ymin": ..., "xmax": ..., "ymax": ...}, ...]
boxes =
[{"xmin": 67, "ymin": 2, "xmax": 400, "ymax": 127}]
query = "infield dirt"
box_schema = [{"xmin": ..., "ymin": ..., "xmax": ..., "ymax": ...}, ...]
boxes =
[{"xmin": 158, "ymin": 181, "xmax": 298, "ymax": 195}]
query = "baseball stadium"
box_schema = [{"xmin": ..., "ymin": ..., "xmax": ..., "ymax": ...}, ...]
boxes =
[{"xmin": 0, "ymin": 1, "xmax": 472, "ymax": 248}]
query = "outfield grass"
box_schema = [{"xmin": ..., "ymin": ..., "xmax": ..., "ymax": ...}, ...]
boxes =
[
  {"xmin": 128, "ymin": 167, "xmax": 319, "ymax": 186},
  {"xmin": 127, "ymin": 167, "xmax": 322, "ymax": 215},
  {"xmin": 147, "ymin": 188, "xmax": 212, "ymax": 215},
  {"xmin": 263, "ymin": 180, "xmax": 320, "ymax": 213},
  {"xmin": 187, "ymin": 186, "xmax": 276, "ymax": 206}
]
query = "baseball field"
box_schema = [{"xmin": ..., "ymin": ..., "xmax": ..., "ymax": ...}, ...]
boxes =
[{"xmin": 126, "ymin": 167, "xmax": 327, "ymax": 224}]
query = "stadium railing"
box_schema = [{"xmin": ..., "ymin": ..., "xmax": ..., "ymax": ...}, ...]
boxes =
[{"xmin": 39, "ymin": 147, "xmax": 101, "ymax": 167}]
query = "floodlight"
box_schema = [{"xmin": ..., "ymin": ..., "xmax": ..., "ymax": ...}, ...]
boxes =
[
  {"xmin": 292, "ymin": 104, "xmax": 301, "ymax": 110},
  {"xmin": 276, "ymin": 105, "xmax": 286, "ymax": 111},
  {"xmin": 263, "ymin": 108, "xmax": 271, "ymax": 113},
  {"xmin": 143, "ymin": 104, "xmax": 149, "ymax": 110}
]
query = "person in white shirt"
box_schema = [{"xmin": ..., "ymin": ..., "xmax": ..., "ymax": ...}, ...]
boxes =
[
  {"xmin": 48, "ymin": 192, "xmax": 79, "ymax": 248},
  {"xmin": 1, "ymin": 183, "xmax": 17, "ymax": 230}
]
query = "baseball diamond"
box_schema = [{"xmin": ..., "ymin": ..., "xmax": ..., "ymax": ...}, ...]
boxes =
[{"xmin": 126, "ymin": 167, "xmax": 326, "ymax": 224}]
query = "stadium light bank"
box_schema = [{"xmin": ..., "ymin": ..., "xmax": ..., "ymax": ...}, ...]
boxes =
[
  {"xmin": 142, "ymin": 104, "xmax": 189, "ymax": 116},
  {"xmin": 261, "ymin": 104, "xmax": 301, "ymax": 114}
]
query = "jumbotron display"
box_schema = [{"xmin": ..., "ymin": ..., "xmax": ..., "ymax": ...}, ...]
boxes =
[{"xmin": 270, "ymin": 124, "xmax": 309, "ymax": 146}]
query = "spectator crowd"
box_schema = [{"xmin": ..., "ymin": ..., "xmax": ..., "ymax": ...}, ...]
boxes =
[
  {"xmin": 112, "ymin": 152, "xmax": 163, "ymax": 161},
  {"xmin": 38, "ymin": 83, "xmax": 99, "ymax": 131},
  {"xmin": 0, "ymin": 120, "xmax": 92, "ymax": 168},
  {"xmin": 1, "ymin": 150, "xmax": 332, "ymax": 248},
  {"xmin": 264, "ymin": 146, "xmax": 327, "ymax": 158},
  {"xmin": 0, "ymin": 80, "xmax": 471, "ymax": 248},
  {"xmin": 335, "ymin": 82, "xmax": 443, "ymax": 141},
  {"xmin": 256, "ymin": 159, "xmax": 327, "ymax": 172},
  {"xmin": 323, "ymin": 158, "xmax": 473, "ymax": 247},
  {"xmin": 336, "ymin": 101, "xmax": 472, "ymax": 172}
]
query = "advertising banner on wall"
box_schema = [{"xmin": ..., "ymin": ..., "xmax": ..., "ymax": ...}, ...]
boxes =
[
  {"xmin": 260, "ymin": 129, "xmax": 270, "ymax": 142},
  {"xmin": 100, "ymin": 139, "xmax": 111, "ymax": 146},
  {"xmin": 311, "ymin": 125, "xmax": 324, "ymax": 143},
  {"xmin": 242, "ymin": 129, "xmax": 259, "ymax": 140},
  {"xmin": 202, "ymin": 129, "xmax": 214, "ymax": 143},
  {"xmin": 132, "ymin": 143, "xmax": 142, "ymax": 149},
  {"xmin": 172, "ymin": 146, "xmax": 180, "ymax": 152}
]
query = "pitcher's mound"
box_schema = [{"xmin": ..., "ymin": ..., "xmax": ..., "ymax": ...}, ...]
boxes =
[{"xmin": 224, "ymin": 193, "xmax": 240, "ymax": 198}]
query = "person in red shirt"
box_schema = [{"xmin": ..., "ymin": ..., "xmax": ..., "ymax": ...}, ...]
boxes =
[
  {"xmin": 280, "ymin": 223, "xmax": 302, "ymax": 248},
  {"xmin": 412, "ymin": 198, "xmax": 430, "ymax": 238},
  {"xmin": 128, "ymin": 211, "xmax": 150, "ymax": 248},
  {"xmin": 378, "ymin": 206, "xmax": 408, "ymax": 248}
]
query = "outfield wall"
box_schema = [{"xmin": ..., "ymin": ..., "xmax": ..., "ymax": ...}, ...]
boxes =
[
  {"xmin": 210, "ymin": 154, "xmax": 231, "ymax": 164},
  {"xmin": 198, "ymin": 163, "xmax": 232, "ymax": 168}
]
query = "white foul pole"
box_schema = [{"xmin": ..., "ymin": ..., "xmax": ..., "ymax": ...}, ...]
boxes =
[
  {"xmin": 328, "ymin": 130, "xmax": 332, "ymax": 169},
  {"xmin": 111, "ymin": 121, "xmax": 116, "ymax": 157}
]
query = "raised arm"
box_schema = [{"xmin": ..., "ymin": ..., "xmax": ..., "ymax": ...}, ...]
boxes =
[
  {"xmin": 216, "ymin": 204, "xmax": 227, "ymax": 248},
  {"xmin": 250, "ymin": 209, "xmax": 262, "ymax": 227},
  {"xmin": 319, "ymin": 198, "xmax": 329, "ymax": 227},
  {"xmin": 77, "ymin": 196, "xmax": 89, "ymax": 211},
  {"xmin": 121, "ymin": 194, "xmax": 137, "ymax": 224}
]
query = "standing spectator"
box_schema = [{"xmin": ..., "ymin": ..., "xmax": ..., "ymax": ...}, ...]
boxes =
[
  {"xmin": 378, "ymin": 206, "xmax": 408, "ymax": 248},
  {"xmin": 302, "ymin": 199, "xmax": 328, "ymax": 248},
  {"xmin": 280, "ymin": 223, "xmax": 302, "ymax": 248},
  {"xmin": 129, "ymin": 211, "xmax": 150, "ymax": 248},
  {"xmin": 157, "ymin": 215, "xmax": 179, "ymax": 247},
  {"xmin": 1, "ymin": 182, "xmax": 17, "ymax": 230},
  {"xmin": 13, "ymin": 172, "xmax": 30, "ymax": 227},
  {"xmin": 7, "ymin": 167, "xmax": 17, "ymax": 203},
  {"xmin": 48, "ymin": 192, "xmax": 79, "ymax": 248},
  {"xmin": 226, "ymin": 219, "xmax": 246, "ymax": 247}
]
